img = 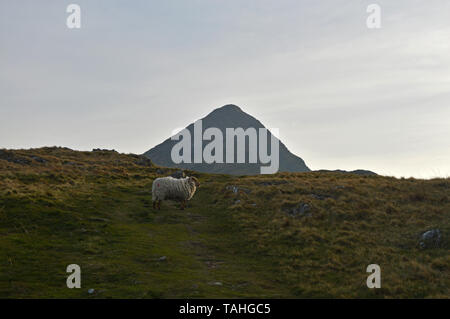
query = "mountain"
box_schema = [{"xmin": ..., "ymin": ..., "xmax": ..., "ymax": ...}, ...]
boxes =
[{"xmin": 144, "ymin": 104, "xmax": 310, "ymax": 175}]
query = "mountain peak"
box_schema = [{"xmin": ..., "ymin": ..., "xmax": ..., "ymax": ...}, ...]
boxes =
[
  {"xmin": 144, "ymin": 104, "xmax": 310, "ymax": 175},
  {"xmin": 215, "ymin": 104, "xmax": 242, "ymax": 112}
]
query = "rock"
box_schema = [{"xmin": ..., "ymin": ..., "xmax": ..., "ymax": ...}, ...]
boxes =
[
  {"xmin": 158, "ymin": 256, "xmax": 167, "ymax": 262},
  {"xmin": 284, "ymin": 203, "xmax": 312, "ymax": 218},
  {"xmin": 234, "ymin": 200, "xmax": 241, "ymax": 205},
  {"xmin": 225, "ymin": 185, "xmax": 251, "ymax": 194},
  {"xmin": 227, "ymin": 186, "xmax": 238, "ymax": 194},
  {"xmin": 209, "ymin": 281, "xmax": 223, "ymax": 286},
  {"xmin": 226, "ymin": 185, "xmax": 239, "ymax": 194},
  {"xmin": 171, "ymin": 170, "xmax": 185, "ymax": 179},
  {"xmin": 420, "ymin": 229, "xmax": 442, "ymax": 249},
  {"xmin": 87, "ymin": 288, "xmax": 95, "ymax": 294}
]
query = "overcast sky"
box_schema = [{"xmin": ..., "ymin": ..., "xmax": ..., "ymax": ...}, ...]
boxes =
[{"xmin": 1, "ymin": 1, "xmax": 449, "ymax": 178}]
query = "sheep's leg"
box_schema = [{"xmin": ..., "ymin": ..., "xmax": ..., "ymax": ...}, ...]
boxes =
[
  {"xmin": 152, "ymin": 201, "xmax": 156, "ymax": 209},
  {"xmin": 180, "ymin": 200, "xmax": 185, "ymax": 210},
  {"xmin": 157, "ymin": 200, "xmax": 161, "ymax": 210}
]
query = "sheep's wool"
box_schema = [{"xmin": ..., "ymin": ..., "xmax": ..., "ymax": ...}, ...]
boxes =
[{"xmin": 152, "ymin": 176, "xmax": 197, "ymax": 202}]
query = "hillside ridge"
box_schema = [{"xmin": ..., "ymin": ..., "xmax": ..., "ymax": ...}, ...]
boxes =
[{"xmin": 0, "ymin": 147, "xmax": 448, "ymax": 298}]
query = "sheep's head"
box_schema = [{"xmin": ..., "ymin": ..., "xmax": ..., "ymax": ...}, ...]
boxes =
[{"xmin": 189, "ymin": 176, "xmax": 200, "ymax": 188}]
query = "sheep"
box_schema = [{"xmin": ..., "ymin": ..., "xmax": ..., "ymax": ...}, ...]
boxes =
[{"xmin": 152, "ymin": 176, "xmax": 200, "ymax": 210}]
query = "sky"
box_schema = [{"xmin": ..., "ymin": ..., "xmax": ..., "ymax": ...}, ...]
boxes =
[{"xmin": 1, "ymin": 0, "xmax": 449, "ymax": 178}]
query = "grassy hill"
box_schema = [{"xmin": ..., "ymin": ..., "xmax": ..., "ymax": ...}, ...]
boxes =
[{"xmin": 0, "ymin": 147, "xmax": 448, "ymax": 298}]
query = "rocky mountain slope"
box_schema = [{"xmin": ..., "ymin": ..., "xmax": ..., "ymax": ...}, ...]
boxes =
[{"xmin": 144, "ymin": 104, "xmax": 310, "ymax": 175}]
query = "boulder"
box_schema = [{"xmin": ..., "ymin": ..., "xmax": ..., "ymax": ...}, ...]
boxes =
[{"xmin": 419, "ymin": 229, "xmax": 442, "ymax": 249}]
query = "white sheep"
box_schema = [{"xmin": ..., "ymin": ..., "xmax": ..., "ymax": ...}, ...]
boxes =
[{"xmin": 152, "ymin": 176, "xmax": 200, "ymax": 210}]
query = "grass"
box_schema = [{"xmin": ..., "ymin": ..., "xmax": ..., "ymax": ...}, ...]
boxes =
[{"xmin": 0, "ymin": 147, "xmax": 448, "ymax": 298}]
